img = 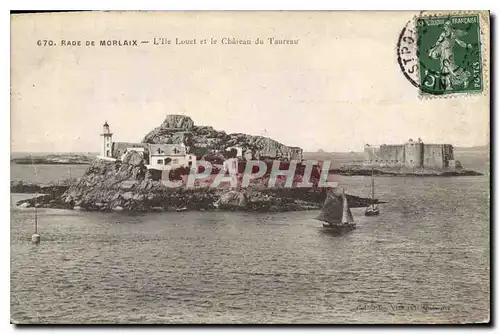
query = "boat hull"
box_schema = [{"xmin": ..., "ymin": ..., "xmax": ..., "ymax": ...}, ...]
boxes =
[
  {"xmin": 364, "ymin": 210, "xmax": 379, "ymax": 216},
  {"xmin": 322, "ymin": 223, "xmax": 356, "ymax": 231}
]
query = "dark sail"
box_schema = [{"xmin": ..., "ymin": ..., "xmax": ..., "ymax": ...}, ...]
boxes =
[{"xmin": 316, "ymin": 193, "xmax": 343, "ymax": 224}]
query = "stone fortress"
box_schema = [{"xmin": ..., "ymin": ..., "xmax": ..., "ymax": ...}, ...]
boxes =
[{"xmin": 363, "ymin": 138, "xmax": 462, "ymax": 169}]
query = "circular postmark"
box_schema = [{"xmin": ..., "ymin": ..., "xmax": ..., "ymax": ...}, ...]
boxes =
[
  {"xmin": 397, "ymin": 12, "xmax": 484, "ymax": 96},
  {"xmin": 397, "ymin": 19, "xmax": 420, "ymax": 88}
]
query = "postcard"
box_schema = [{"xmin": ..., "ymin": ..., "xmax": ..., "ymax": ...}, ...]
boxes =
[{"xmin": 10, "ymin": 11, "xmax": 490, "ymax": 324}]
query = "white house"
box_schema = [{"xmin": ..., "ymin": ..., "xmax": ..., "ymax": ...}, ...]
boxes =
[{"xmin": 147, "ymin": 143, "xmax": 193, "ymax": 170}]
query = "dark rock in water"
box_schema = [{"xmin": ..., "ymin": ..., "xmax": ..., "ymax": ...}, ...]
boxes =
[
  {"xmin": 16, "ymin": 194, "xmax": 72, "ymax": 210},
  {"xmin": 10, "ymin": 179, "xmax": 75, "ymax": 196}
]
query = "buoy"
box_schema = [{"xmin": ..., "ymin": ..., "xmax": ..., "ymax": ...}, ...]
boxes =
[{"xmin": 31, "ymin": 233, "xmax": 40, "ymax": 244}]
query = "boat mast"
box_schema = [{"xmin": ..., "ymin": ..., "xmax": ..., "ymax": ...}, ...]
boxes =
[
  {"xmin": 34, "ymin": 200, "xmax": 38, "ymax": 234},
  {"xmin": 371, "ymin": 168, "xmax": 375, "ymax": 204}
]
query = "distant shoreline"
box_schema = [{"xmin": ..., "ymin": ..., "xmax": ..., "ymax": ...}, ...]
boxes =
[
  {"xmin": 12, "ymin": 160, "xmax": 91, "ymax": 165},
  {"xmin": 10, "ymin": 154, "xmax": 95, "ymax": 165}
]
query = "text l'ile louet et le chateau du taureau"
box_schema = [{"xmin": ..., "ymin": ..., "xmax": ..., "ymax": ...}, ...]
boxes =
[{"xmin": 37, "ymin": 37, "xmax": 301, "ymax": 47}]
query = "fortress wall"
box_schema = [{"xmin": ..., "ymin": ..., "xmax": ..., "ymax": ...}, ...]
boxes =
[
  {"xmin": 443, "ymin": 144, "xmax": 454, "ymax": 162},
  {"xmin": 404, "ymin": 142, "xmax": 424, "ymax": 167},
  {"xmin": 361, "ymin": 141, "xmax": 455, "ymax": 170},
  {"xmin": 379, "ymin": 145, "xmax": 405, "ymax": 166},
  {"xmin": 363, "ymin": 146, "xmax": 381, "ymax": 165},
  {"xmin": 423, "ymin": 144, "xmax": 445, "ymax": 168}
]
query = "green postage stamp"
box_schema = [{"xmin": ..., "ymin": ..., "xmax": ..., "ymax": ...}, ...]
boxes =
[{"xmin": 416, "ymin": 14, "xmax": 483, "ymax": 95}]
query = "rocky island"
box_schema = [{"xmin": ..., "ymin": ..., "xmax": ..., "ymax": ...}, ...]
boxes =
[
  {"xmin": 14, "ymin": 153, "xmax": 382, "ymax": 212},
  {"xmin": 13, "ymin": 115, "xmax": 382, "ymax": 212}
]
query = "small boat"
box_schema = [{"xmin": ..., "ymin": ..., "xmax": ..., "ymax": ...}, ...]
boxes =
[
  {"xmin": 365, "ymin": 168, "xmax": 380, "ymax": 216},
  {"xmin": 316, "ymin": 188, "xmax": 356, "ymax": 231},
  {"xmin": 176, "ymin": 207, "xmax": 188, "ymax": 212},
  {"xmin": 364, "ymin": 205, "xmax": 379, "ymax": 216}
]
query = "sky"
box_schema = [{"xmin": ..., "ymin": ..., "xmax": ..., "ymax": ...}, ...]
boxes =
[{"xmin": 11, "ymin": 11, "xmax": 490, "ymax": 153}]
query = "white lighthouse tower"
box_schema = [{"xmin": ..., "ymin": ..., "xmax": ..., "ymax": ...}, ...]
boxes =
[{"xmin": 100, "ymin": 121, "xmax": 113, "ymax": 158}]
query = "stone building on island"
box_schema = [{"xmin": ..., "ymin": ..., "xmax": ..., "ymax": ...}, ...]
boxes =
[{"xmin": 363, "ymin": 138, "xmax": 462, "ymax": 169}]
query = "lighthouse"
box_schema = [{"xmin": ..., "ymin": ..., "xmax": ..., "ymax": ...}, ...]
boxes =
[{"xmin": 100, "ymin": 121, "xmax": 113, "ymax": 158}]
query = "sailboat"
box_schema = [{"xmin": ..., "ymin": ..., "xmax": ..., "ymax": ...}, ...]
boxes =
[
  {"xmin": 316, "ymin": 188, "xmax": 356, "ymax": 231},
  {"xmin": 365, "ymin": 168, "xmax": 380, "ymax": 216}
]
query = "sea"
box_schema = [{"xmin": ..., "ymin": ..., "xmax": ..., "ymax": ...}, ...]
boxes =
[{"xmin": 10, "ymin": 152, "xmax": 490, "ymax": 324}]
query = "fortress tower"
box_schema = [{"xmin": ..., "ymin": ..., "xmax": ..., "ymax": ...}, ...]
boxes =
[
  {"xmin": 100, "ymin": 121, "xmax": 113, "ymax": 158},
  {"xmin": 404, "ymin": 138, "xmax": 424, "ymax": 168}
]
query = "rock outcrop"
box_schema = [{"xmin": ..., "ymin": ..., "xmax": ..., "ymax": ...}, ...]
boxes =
[
  {"xmin": 142, "ymin": 114, "xmax": 301, "ymax": 159},
  {"xmin": 161, "ymin": 114, "xmax": 195, "ymax": 130},
  {"xmin": 121, "ymin": 150, "xmax": 145, "ymax": 167},
  {"xmin": 58, "ymin": 152, "xmax": 218, "ymax": 212},
  {"xmin": 11, "ymin": 179, "xmax": 75, "ymax": 196}
]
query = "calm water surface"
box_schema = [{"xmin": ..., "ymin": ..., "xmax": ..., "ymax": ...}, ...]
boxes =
[
  {"xmin": 10, "ymin": 172, "xmax": 489, "ymax": 324},
  {"xmin": 10, "ymin": 164, "xmax": 88, "ymax": 183}
]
